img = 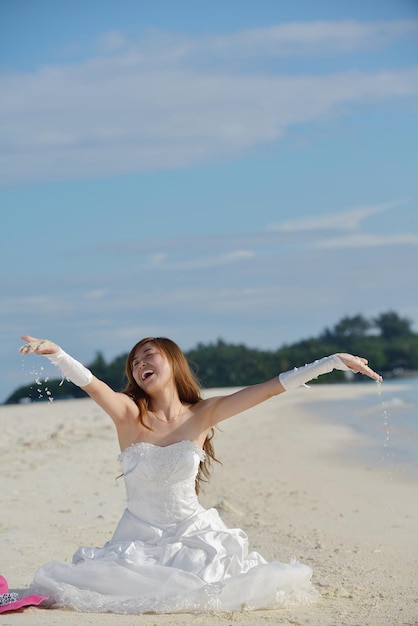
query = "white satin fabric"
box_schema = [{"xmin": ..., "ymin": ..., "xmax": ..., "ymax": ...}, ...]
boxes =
[{"xmin": 30, "ymin": 440, "xmax": 319, "ymax": 614}]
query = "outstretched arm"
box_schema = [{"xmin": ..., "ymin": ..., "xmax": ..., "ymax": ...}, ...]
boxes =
[
  {"xmin": 278, "ymin": 353, "xmax": 382, "ymax": 390},
  {"xmin": 19, "ymin": 336, "xmax": 136, "ymax": 425},
  {"xmin": 200, "ymin": 353, "xmax": 382, "ymax": 428}
]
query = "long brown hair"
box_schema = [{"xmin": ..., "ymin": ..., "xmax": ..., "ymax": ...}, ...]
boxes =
[{"xmin": 122, "ymin": 337, "xmax": 218, "ymax": 494}]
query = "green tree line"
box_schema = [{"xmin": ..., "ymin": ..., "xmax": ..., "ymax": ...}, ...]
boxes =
[{"xmin": 6, "ymin": 311, "xmax": 418, "ymax": 405}]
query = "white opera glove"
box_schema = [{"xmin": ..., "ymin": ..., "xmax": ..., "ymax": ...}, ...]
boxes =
[
  {"xmin": 278, "ymin": 355, "xmax": 350, "ymax": 391},
  {"xmin": 46, "ymin": 348, "xmax": 93, "ymax": 387}
]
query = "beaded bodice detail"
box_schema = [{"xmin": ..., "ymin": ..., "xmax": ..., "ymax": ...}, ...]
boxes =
[{"xmin": 118, "ymin": 440, "xmax": 206, "ymax": 526}]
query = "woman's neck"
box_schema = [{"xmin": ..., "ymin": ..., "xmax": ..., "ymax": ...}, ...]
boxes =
[{"xmin": 148, "ymin": 389, "xmax": 183, "ymax": 423}]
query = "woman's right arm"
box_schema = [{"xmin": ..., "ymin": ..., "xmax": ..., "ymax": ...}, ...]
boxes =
[{"xmin": 19, "ymin": 336, "xmax": 137, "ymax": 426}]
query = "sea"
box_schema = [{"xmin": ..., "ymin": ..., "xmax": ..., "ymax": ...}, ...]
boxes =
[{"xmin": 311, "ymin": 377, "xmax": 418, "ymax": 480}]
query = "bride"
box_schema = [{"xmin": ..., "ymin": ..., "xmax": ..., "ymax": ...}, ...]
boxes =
[{"xmin": 19, "ymin": 334, "xmax": 382, "ymax": 614}]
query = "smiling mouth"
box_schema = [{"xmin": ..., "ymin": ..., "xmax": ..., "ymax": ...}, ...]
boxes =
[{"xmin": 141, "ymin": 370, "xmax": 154, "ymax": 381}]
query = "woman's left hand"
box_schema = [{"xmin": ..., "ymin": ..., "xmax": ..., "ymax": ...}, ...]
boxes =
[{"xmin": 336, "ymin": 353, "xmax": 382, "ymax": 382}]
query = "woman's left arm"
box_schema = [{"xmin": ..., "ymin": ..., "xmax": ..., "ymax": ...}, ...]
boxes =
[{"xmin": 200, "ymin": 353, "xmax": 382, "ymax": 427}]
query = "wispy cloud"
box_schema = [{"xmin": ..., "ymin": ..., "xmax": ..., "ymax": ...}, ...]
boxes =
[
  {"xmin": 62, "ymin": 200, "xmax": 413, "ymax": 269},
  {"xmin": 267, "ymin": 201, "xmax": 403, "ymax": 233},
  {"xmin": 187, "ymin": 20, "xmax": 418, "ymax": 66},
  {"xmin": 313, "ymin": 232, "xmax": 418, "ymax": 249},
  {"xmin": 93, "ymin": 20, "xmax": 418, "ymax": 64},
  {"xmin": 0, "ymin": 295, "xmax": 75, "ymax": 315},
  {"xmin": 1, "ymin": 21, "xmax": 417, "ymax": 184},
  {"xmin": 267, "ymin": 201, "xmax": 418, "ymax": 249},
  {"xmin": 144, "ymin": 249, "xmax": 255, "ymax": 270}
]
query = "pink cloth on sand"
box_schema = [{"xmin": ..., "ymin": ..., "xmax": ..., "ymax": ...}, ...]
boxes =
[{"xmin": 0, "ymin": 575, "xmax": 48, "ymax": 614}]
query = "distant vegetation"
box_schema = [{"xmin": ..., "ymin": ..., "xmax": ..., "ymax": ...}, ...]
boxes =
[{"xmin": 5, "ymin": 311, "xmax": 418, "ymax": 405}]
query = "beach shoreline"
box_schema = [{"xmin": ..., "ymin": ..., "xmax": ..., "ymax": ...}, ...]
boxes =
[{"xmin": 1, "ymin": 385, "xmax": 417, "ymax": 625}]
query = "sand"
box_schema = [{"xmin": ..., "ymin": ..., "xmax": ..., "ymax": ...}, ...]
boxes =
[{"xmin": 1, "ymin": 384, "xmax": 417, "ymax": 626}]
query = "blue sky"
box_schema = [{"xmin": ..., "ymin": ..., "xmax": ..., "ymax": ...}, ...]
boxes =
[{"xmin": 1, "ymin": 0, "xmax": 418, "ymax": 402}]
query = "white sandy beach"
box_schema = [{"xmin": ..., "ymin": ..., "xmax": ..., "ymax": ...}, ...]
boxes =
[{"xmin": 1, "ymin": 384, "xmax": 417, "ymax": 626}]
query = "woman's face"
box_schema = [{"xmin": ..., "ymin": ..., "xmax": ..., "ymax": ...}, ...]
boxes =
[{"xmin": 131, "ymin": 342, "xmax": 173, "ymax": 391}]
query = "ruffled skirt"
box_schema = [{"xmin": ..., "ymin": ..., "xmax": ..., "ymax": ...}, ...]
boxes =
[{"xmin": 30, "ymin": 506, "xmax": 319, "ymax": 614}]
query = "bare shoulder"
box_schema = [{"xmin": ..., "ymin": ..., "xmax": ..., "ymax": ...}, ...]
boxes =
[
  {"xmin": 112, "ymin": 391, "xmax": 140, "ymax": 419},
  {"xmin": 189, "ymin": 395, "xmax": 224, "ymax": 421},
  {"xmin": 114, "ymin": 390, "xmax": 138, "ymax": 408},
  {"xmin": 86, "ymin": 379, "xmax": 139, "ymax": 424},
  {"xmin": 192, "ymin": 395, "xmax": 220, "ymax": 411}
]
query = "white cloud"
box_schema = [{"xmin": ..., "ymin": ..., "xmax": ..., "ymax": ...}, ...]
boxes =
[
  {"xmin": 268, "ymin": 201, "xmax": 403, "ymax": 232},
  {"xmin": 1, "ymin": 21, "xmax": 418, "ymax": 184},
  {"xmin": 95, "ymin": 31, "xmax": 130, "ymax": 53},
  {"xmin": 0, "ymin": 296, "xmax": 75, "ymax": 315},
  {"xmin": 145, "ymin": 249, "xmax": 255, "ymax": 270},
  {"xmin": 314, "ymin": 232, "xmax": 418, "ymax": 249},
  {"xmin": 194, "ymin": 20, "xmax": 418, "ymax": 61},
  {"xmin": 149, "ymin": 253, "xmax": 167, "ymax": 267},
  {"xmin": 266, "ymin": 200, "xmax": 418, "ymax": 250},
  {"xmin": 85, "ymin": 289, "xmax": 108, "ymax": 299},
  {"xmin": 91, "ymin": 20, "xmax": 418, "ymax": 66}
]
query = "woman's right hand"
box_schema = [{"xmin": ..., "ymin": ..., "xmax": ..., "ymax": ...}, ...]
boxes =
[{"xmin": 19, "ymin": 335, "xmax": 60, "ymax": 356}]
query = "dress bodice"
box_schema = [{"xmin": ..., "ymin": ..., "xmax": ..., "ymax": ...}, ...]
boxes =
[{"xmin": 118, "ymin": 440, "xmax": 206, "ymax": 526}]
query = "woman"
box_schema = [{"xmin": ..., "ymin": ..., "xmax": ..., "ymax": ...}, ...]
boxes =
[{"xmin": 20, "ymin": 334, "xmax": 381, "ymax": 614}]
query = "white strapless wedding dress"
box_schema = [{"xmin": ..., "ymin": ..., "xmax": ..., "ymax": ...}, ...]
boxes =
[{"xmin": 30, "ymin": 440, "xmax": 319, "ymax": 613}]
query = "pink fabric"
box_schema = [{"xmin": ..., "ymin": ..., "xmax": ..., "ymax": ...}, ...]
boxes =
[{"xmin": 0, "ymin": 575, "xmax": 48, "ymax": 614}]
